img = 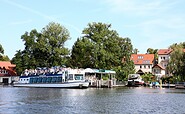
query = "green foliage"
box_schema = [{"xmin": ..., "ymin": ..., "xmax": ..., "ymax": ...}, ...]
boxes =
[
  {"xmin": 147, "ymin": 48, "xmax": 158, "ymax": 64},
  {"xmin": 70, "ymin": 22, "xmax": 135, "ymax": 80},
  {"xmin": 132, "ymin": 48, "xmax": 139, "ymax": 54},
  {"xmin": 0, "ymin": 44, "xmax": 4, "ymax": 54},
  {"xmin": 11, "ymin": 22, "xmax": 70, "ymax": 75},
  {"xmin": 161, "ymin": 76, "xmax": 176, "ymax": 84},
  {"xmin": 141, "ymin": 73, "xmax": 153, "ymax": 83},
  {"xmin": 167, "ymin": 43, "xmax": 185, "ymax": 81},
  {"xmin": 0, "ymin": 44, "xmax": 10, "ymax": 61},
  {"xmin": 11, "ymin": 50, "xmax": 24, "ymax": 75},
  {"xmin": 102, "ymin": 74, "xmax": 109, "ymax": 80}
]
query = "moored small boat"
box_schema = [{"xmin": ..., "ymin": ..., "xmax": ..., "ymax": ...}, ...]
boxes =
[{"xmin": 127, "ymin": 74, "xmax": 144, "ymax": 87}]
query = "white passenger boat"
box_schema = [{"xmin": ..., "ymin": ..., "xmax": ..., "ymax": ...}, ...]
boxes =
[{"xmin": 13, "ymin": 68, "xmax": 89, "ymax": 89}]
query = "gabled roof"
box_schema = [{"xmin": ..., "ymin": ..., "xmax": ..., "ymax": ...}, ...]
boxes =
[
  {"xmin": 0, "ymin": 61, "xmax": 17, "ymax": 76},
  {"xmin": 158, "ymin": 49, "xmax": 172, "ymax": 55},
  {"xmin": 152, "ymin": 64, "xmax": 165, "ymax": 70},
  {"xmin": 0, "ymin": 61, "xmax": 16, "ymax": 69},
  {"xmin": 131, "ymin": 54, "xmax": 154, "ymax": 65}
]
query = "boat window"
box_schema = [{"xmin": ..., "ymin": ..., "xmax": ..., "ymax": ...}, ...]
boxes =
[
  {"xmin": 37, "ymin": 77, "xmax": 42, "ymax": 83},
  {"xmin": 46, "ymin": 77, "xmax": 52, "ymax": 83},
  {"xmin": 68, "ymin": 74, "xmax": 73, "ymax": 80},
  {"xmin": 51, "ymin": 77, "xmax": 57, "ymax": 83},
  {"xmin": 56, "ymin": 77, "xmax": 62, "ymax": 82},
  {"xmin": 29, "ymin": 78, "xmax": 33, "ymax": 83},
  {"xmin": 33, "ymin": 78, "xmax": 36, "ymax": 83},
  {"xmin": 74, "ymin": 74, "xmax": 83, "ymax": 80},
  {"xmin": 42, "ymin": 77, "xmax": 47, "ymax": 83}
]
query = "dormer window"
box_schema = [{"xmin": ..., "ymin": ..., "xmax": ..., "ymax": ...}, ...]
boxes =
[{"xmin": 138, "ymin": 56, "xmax": 143, "ymax": 59}]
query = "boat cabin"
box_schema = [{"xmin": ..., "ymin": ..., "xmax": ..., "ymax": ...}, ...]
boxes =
[{"xmin": 17, "ymin": 68, "xmax": 86, "ymax": 84}]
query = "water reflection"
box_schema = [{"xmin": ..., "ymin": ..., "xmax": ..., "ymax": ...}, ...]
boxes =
[{"xmin": 0, "ymin": 86, "xmax": 185, "ymax": 114}]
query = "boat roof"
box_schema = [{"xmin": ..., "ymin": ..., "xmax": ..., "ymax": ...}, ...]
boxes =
[{"xmin": 20, "ymin": 74, "xmax": 63, "ymax": 78}]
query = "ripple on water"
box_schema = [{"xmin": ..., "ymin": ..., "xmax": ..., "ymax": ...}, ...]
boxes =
[{"xmin": 1, "ymin": 87, "xmax": 185, "ymax": 114}]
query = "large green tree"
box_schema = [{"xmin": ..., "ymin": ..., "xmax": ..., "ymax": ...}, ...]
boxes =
[
  {"xmin": 70, "ymin": 22, "xmax": 134, "ymax": 80},
  {"xmin": 11, "ymin": 22, "xmax": 70, "ymax": 75},
  {"xmin": 167, "ymin": 43, "xmax": 185, "ymax": 81}
]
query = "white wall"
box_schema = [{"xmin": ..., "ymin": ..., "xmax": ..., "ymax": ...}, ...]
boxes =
[
  {"xmin": 158, "ymin": 55, "xmax": 170, "ymax": 63},
  {"xmin": 135, "ymin": 64, "xmax": 153, "ymax": 73}
]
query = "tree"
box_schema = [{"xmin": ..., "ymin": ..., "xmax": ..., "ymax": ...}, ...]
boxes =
[
  {"xmin": 70, "ymin": 38, "xmax": 94, "ymax": 68},
  {"xmin": 0, "ymin": 44, "xmax": 4, "ymax": 54},
  {"xmin": 70, "ymin": 22, "xmax": 135, "ymax": 80},
  {"xmin": 167, "ymin": 43, "xmax": 185, "ymax": 81},
  {"xmin": 133, "ymin": 48, "xmax": 139, "ymax": 54},
  {"xmin": 11, "ymin": 50, "xmax": 23, "ymax": 75},
  {"xmin": 0, "ymin": 44, "xmax": 10, "ymax": 61},
  {"xmin": 146, "ymin": 48, "xmax": 158, "ymax": 64},
  {"xmin": 12, "ymin": 22, "xmax": 70, "ymax": 73}
]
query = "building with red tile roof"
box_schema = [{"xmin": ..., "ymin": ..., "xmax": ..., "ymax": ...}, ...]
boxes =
[
  {"xmin": 157, "ymin": 49, "xmax": 172, "ymax": 76},
  {"xmin": 158, "ymin": 49, "xmax": 172, "ymax": 55},
  {"xmin": 0, "ymin": 61, "xmax": 18, "ymax": 84},
  {"xmin": 130, "ymin": 54, "xmax": 154, "ymax": 75}
]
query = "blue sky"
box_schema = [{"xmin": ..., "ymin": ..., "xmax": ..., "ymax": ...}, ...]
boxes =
[{"xmin": 0, "ymin": 0, "xmax": 185, "ymax": 59}]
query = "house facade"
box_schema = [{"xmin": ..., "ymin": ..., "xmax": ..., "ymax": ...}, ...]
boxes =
[
  {"xmin": 157, "ymin": 49, "xmax": 172, "ymax": 70},
  {"xmin": 0, "ymin": 61, "xmax": 18, "ymax": 84},
  {"xmin": 152, "ymin": 64, "xmax": 165, "ymax": 80},
  {"xmin": 130, "ymin": 54, "xmax": 154, "ymax": 75}
]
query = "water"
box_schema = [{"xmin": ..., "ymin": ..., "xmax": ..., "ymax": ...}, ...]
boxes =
[{"xmin": 0, "ymin": 86, "xmax": 185, "ymax": 114}]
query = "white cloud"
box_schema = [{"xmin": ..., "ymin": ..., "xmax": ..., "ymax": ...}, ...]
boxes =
[
  {"xmin": 102, "ymin": 0, "xmax": 185, "ymax": 51},
  {"xmin": 9, "ymin": 19, "xmax": 33, "ymax": 25},
  {"xmin": 103, "ymin": 0, "xmax": 179, "ymax": 16},
  {"xmin": 3, "ymin": 0, "xmax": 81, "ymax": 33}
]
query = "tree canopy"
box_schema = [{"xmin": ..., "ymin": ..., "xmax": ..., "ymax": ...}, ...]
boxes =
[
  {"xmin": 0, "ymin": 44, "xmax": 10, "ymax": 61},
  {"xmin": 0, "ymin": 44, "xmax": 4, "ymax": 54},
  {"xmin": 11, "ymin": 22, "xmax": 70, "ymax": 75},
  {"xmin": 167, "ymin": 42, "xmax": 185, "ymax": 81},
  {"xmin": 70, "ymin": 22, "xmax": 135, "ymax": 80},
  {"xmin": 146, "ymin": 48, "xmax": 158, "ymax": 64}
]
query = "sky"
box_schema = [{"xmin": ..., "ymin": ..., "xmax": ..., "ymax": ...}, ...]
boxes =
[{"xmin": 0, "ymin": 0, "xmax": 185, "ymax": 59}]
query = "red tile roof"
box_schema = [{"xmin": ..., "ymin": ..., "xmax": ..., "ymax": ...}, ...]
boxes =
[
  {"xmin": 158, "ymin": 49, "xmax": 172, "ymax": 55},
  {"xmin": 152, "ymin": 64, "xmax": 165, "ymax": 70},
  {"xmin": 131, "ymin": 54, "xmax": 154, "ymax": 65},
  {"xmin": 0, "ymin": 61, "xmax": 17, "ymax": 76},
  {"xmin": 0, "ymin": 61, "xmax": 16, "ymax": 69}
]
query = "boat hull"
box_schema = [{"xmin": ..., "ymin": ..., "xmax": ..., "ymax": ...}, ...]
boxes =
[{"xmin": 13, "ymin": 82, "xmax": 89, "ymax": 89}]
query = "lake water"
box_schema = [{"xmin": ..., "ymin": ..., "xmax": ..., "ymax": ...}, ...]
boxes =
[{"xmin": 0, "ymin": 86, "xmax": 185, "ymax": 114}]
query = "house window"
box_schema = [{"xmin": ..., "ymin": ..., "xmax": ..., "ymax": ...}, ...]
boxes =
[
  {"xmin": 161, "ymin": 57, "xmax": 162, "ymax": 59},
  {"xmin": 138, "ymin": 56, "xmax": 143, "ymax": 59},
  {"xmin": 163, "ymin": 57, "xmax": 165, "ymax": 60},
  {"xmin": 144, "ymin": 65, "xmax": 146, "ymax": 68},
  {"xmin": 148, "ymin": 65, "xmax": 150, "ymax": 68},
  {"xmin": 140, "ymin": 65, "xmax": 142, "ymax": 68}
]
